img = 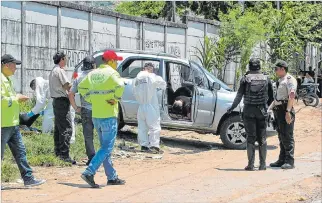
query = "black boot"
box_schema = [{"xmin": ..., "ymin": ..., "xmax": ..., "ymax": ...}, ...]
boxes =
[
  {"xmin": 270, "ymin": 160, "xmax": 284, "ymax": 167},
  {"xmin": 245, "ymin": 143, "xmax": 255, "ymax": 171},
  {"xmin": 259, "ymin": 143, "xmax": 267, "ymax": 170}
]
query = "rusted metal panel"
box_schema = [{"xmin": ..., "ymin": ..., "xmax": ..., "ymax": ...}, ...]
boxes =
[
  {"xmin": 1, "ymin": 19, "xmax": 21, "ymax": 45},
  {"xmin": 144, "ymin": 23, "xmax": 165, "ymax": 53},
  {"xmin": 26, "ymin": 24, "xmax": 57, "ymax": 49},
  {"xmin": 1, "ymin": 1, "xmax": 21, "ymax": 21},
  {"xmin": 25, "ymin": 46, "xmax": 57, "ymax": 70},
  {"xmin": 166, "ymin": 27, "xmax": 185, "ymax": 58},
  {"xmin": 120, "ymin": 19, "xmax": 139, "ymax": 50},
  {"xmin": 92, "ymin": 13, "xmax": 116, "ymax": 52},
  {"xmin": 25, "ymin": 2, "xmax": 57, "ymax": 26}
]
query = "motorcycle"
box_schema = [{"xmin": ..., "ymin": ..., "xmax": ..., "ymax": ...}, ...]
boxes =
[{"xmin": 297, "ymin": 83, "xmax": 320, "ymax": 107}]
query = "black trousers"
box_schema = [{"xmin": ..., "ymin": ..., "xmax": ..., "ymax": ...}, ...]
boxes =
[
  {"xmin": 52, "ymin": 97, "xmax": 72, "ymax": 158},
  {"xmin": 243, "ymin": 105, "xmax": 267, "ymax": 146},
  {"xmin": 81, "ymin": 108, "xmax": 95, "ymax": 160},
  {"xmin": 273, "ymin": 104, "xmax": 295, "ymax": 165}
]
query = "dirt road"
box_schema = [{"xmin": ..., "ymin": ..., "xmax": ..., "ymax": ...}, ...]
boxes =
[{"xmin": 2, "ymin": 102, "xmax": 321, "ymax": 203}]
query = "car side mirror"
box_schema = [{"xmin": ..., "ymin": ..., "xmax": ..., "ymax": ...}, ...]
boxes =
[{"xmin": 212, "ymin": 82, "xmax": 221, "ymax": 90}]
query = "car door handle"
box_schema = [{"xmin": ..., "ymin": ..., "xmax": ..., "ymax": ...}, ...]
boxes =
[{"xmin": 199, "ymin": 92, "xmax": 204, "ymax": 96}]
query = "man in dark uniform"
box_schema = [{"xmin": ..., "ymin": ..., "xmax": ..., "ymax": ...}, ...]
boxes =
[
  {"xmin": 268, "ymin": 60, "xmax": 297, "ymax": 169},
  {"xmin": 227, "ymin": 58, "xmax": 274, "ymax": 171}
]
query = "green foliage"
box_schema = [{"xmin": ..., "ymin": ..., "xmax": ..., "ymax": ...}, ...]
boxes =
[
  {"xmin": 1, "ymin": 160, "xmax": 20, "ymax": 182},
  {"xmin": 193, "ymin": 36, "xmax": 218, "ymax": 72},
  {"xmin": 115, "ymin": 1, "xmax": 166, "ymax": 19}
]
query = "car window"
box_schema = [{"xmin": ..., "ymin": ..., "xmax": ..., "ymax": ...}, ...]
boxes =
[
  {"xmin": 167, "ymin": 62, "xmax": 192, "ymax": 92},
  {"xmin": 190, "ymin": 63, "xmax": 209, "ymax": 89},
  {"xmin": 121, "ymin": 59, "xmax": 160, "ymax": 79}
]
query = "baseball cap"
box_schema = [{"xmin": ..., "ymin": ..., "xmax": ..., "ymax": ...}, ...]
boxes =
[
  {"xmin": 102, "ymin": 50, "xmax": 123, "ymax": 61},
  {"xmin": 274, "ymin": 60, "xmax": 288, "ymax": 68},
  {"xmin": 1, "ymin": 54, "xmax": 21, "ymax": 65},
  {"xmin": 83, "ymin": 56, "xmax": 95, "ymax": 64}
]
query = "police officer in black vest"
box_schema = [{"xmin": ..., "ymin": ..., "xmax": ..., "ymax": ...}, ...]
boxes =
[{"xmin": 227, "ymin": 58, "xmax": 274, "ymax": 171}]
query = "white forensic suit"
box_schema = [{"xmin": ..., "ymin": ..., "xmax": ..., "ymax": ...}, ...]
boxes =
[
  {"xmin": 32, "ymin": 77, "xmax": 76, "ymax": 142},
  {"xmin": 132, "ymin": 71, "xmax": 166, "ymax": 148},
  {"xmin": 32, "ymin": 77, "xmax": 54, "ymax": 133}
]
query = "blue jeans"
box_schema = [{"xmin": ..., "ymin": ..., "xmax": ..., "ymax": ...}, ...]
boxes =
[
  {"xmin": 1, "ymin": 126, "xmax": 34, "ymax": 181},
  {"xmin": 83, "ymin": 117, "xmax": 118, "ymax": 180}
]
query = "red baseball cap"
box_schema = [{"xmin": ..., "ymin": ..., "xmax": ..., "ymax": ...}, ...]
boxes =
[{"xmin": 102, "ymin": 50, "xmax": 123, "ymax": 61}]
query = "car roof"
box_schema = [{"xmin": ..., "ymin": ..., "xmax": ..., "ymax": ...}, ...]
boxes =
[{"xmin": 92, "ymin": 48, "xmax": 189, "ymax": 65}]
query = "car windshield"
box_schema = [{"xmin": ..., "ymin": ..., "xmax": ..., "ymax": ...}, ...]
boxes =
[{"xmin": 190, "ymin": 61, "xmax": 233, "ymax": 91}]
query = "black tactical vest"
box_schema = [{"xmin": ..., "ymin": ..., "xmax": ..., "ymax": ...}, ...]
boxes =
[{"xmin": 244, "ymin": 73, "xmax": 269, "ymax": 105}]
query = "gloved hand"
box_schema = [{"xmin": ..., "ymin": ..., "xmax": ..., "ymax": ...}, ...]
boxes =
[
  {"xmin": 26, "ymin": 111, "xmax": 35, "ymax": 118},
  {"xmin": 227, "ymin": 107, "xmax": 233, "ymax": 114},
  {"xmin": 40, "ymin": 111, "xmax": 44, "ymax": 116}
]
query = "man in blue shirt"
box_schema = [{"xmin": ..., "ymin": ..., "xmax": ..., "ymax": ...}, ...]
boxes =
[{"xmin": 69, "ymin": 56, "xmax": 96, "ymax": 166}]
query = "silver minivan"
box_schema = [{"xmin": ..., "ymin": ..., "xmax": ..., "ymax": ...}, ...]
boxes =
[{"xmin": 73, "ymin": 49, "xmax": 275, "ymax": 149}]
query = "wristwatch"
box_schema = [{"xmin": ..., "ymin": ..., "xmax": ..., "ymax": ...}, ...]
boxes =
[{"xmin": 285, "ymin": 109, "xmax": 291, "ymax": 113}]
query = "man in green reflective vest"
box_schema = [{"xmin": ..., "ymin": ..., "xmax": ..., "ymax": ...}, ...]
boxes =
[
  {"xmin": 1, "ymin": 54, "xmax": 45, "ymax": 187},
  {"xmin": 79, "ymin": 50, "xmax": 125, "ymax": 188}
]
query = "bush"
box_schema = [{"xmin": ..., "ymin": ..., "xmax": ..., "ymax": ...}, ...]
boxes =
[{"xmin": 1, "ymin": 160, "xmax": 19, "ymax": 183}]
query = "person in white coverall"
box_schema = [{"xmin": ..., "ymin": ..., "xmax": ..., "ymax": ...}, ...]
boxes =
[
  {"xmin": 29, "ymin": 77, "xmax": 76, "ymax": 143},
  {"xmin": 132, "ymin": 63, "xmax": 166, "ymax": 153}
]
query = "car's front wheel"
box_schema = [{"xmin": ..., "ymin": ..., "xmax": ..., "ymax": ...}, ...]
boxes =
[{"xmin": 220, "ymin": 115, "xmax": 247, "ymax": 150}]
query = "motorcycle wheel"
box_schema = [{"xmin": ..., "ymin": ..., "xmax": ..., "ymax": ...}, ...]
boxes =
[{"xmin": 303, "ymin": 93, "xmax": 320, "ymax": 107}]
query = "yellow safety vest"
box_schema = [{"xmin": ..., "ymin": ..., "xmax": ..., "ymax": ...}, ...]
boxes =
[
  {"xmin": 78, "ymin": 64, "xmax": 125, "ymax": 118},
  {"xmin": 1, "ymin": 73, "xmax": 19, "ymax": 127}
]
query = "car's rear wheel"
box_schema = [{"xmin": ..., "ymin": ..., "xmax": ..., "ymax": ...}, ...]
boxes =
[{"xmin": 220, "ymin": 115, "xmax": 247, "ymax": 150}]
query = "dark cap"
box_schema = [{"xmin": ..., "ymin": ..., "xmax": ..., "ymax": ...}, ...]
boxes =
[
  {"xmin": 102, "ymin": 50, "xmax": 123, "ymax": 61},
  {"xmin": 1, "ymin": 54, "xmax": 21, "ymax": 65},
  {"xmin": 83, "ymin": 56, "xmax": 95, "ymax": 64},
  {"xmin": 274, "ymin": 60, "xmax": 288, "ymax": 68},
  {"xmin": 53, "ymin": 51, "xmax": 66, "ymax": 62},
  {"xmin": 82, "ymin": 56, "xmax": 95, "ymax": 71}
]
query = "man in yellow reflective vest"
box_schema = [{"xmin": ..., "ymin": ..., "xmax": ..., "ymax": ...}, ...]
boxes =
[
  {"xmin": 79, "ymin": 50, "xmax": 125, "ymax": 188},
  {"xmin": 1, "ymin": 54, "xmax": 45, "ymax": 187}
]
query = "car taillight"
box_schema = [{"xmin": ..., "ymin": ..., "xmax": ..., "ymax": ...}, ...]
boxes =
[{"xmin": 73, "ymin": 72, "xmax": 78, "ymax": 79}]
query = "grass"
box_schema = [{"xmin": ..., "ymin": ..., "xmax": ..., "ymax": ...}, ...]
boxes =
[{"xmin": 2, "ymin": 101, "xmax": 142, "ymax": 183}]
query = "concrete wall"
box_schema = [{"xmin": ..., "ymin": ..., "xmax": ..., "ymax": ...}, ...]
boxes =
[{"xmin": 1, "ymin": 1, "xmax": 222, "ymax": 94}]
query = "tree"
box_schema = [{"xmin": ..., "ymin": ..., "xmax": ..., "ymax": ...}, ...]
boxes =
[
  {"xmin": 218, "ymin": 5, "xmax": 267, "ymax": 86},
  {"xmin": 252, "ymin": 2, "xmax": 322, "ymax": 67},
  {"xmin": 115, "ymin": 1, "xmax": 165, "ymax": 19}
]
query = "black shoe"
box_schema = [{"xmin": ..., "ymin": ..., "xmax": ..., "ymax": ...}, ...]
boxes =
[
  {"xmin": 86, "ymin": 158, "xmax": 93, "ymax": 166},
  {"xmin": 150, "ymin": 146, "xmax": 164, "ymax": 154},
  {"xmin": 81, "ymin": 174, "xmax": 99, "ymax": 188},
  {"xmin": 259, "ymin": 144, "xmax": 267, "ymax": 171},
  {"xmin": 141, "ymin": 146, "xmax": 151, "ymax": 152},
  {"xmin": 244, "ymin": 165, "xmax": 255, "ymax": 171},
  {"xmin": 61, "ymin": 157, "xmax": 76, "ymax": 165},
  {"xmin": 107, "ymin": 178, "xmax": 126, "ymax": 185},
  {"xmin": 24, "ymin": 178, "xmax": 46, "ymax": 187},
  {"xmin": 259, "ymin": 164, "xmax": 267, "ymax": 170},
  {"xmin": 281, "ymin": 163, "xmax": 295, "ymax": 169},
  {"xmin": 270, "ymin": 160, "xmax": 284, "ymax": 167}
]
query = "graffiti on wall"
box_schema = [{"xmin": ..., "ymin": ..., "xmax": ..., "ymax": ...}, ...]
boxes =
[
  {"xmin": 168, "ymin": 45, "xmax": 181, "ymax": 57},
  {"xmin": 65, "ymin": 50, "xmax": 89, "ymax": 68},
  {"xmin": 145, "ymin": 39, "xmax": 164, "ymax": 50}
]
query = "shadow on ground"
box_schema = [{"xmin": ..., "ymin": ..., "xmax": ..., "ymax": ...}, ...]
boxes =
[
  {"xmin": 58, "ymin": 182, "xmax": 104, "ymax": 189},
  {"xmin": 117, "ymin": 129, "xmax": 277, "ymax": 155}
]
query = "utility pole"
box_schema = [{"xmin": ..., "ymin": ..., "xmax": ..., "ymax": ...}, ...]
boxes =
[
  {"xmin": 276, "ymin": 1, "xmax": 280, "ymax": 10},
  {"xmin": 172, "ymin": 1, "xmax": 176, "ymax": 22}
]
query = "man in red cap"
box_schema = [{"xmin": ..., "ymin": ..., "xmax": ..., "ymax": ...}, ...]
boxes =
[{"xmin": 78, "ymin": 50, "xmax": 125, "ymax": 188}]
